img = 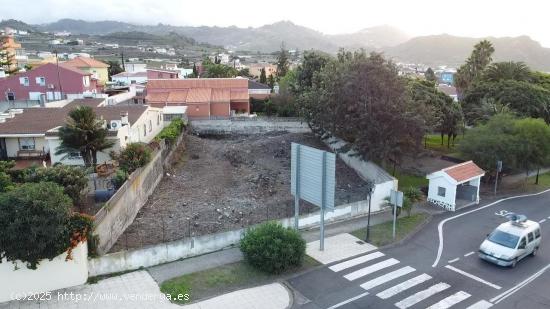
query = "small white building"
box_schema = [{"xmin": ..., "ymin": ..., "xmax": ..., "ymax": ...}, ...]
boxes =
[
  {"xmin": 111, "ymin": 71, "xmax": 148, "ymax": 86},
  {"xmin": 426, "ymin": 161, "xmax": 485, "ymax": 211}
]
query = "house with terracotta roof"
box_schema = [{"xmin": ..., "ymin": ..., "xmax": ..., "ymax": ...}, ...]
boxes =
[
  {"xmin": 61, "ymin": 56, "xmax": 110, "ymax": 86},
  {"xmin": 145, "ymin": 78, "xmax": 250, "ymax": 118},
  {"xmin": 0, "ymin": 63, "xmax": 99, "ymax": 102},
  {"xmin": 426, "ymin": 161, "xmax": 486, "ymax": 211},
  {"xmin": 0, "ymin": 98, "xmax": 164, "ymax": 166}
]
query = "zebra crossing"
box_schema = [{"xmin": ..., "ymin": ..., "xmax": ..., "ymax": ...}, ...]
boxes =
[{"xmin": 326, "ymin": 250, "xmax": 494, "ymax": 309}]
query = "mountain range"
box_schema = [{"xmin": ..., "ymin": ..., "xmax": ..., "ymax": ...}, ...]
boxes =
[{"xmin": 2, "ymin": 18, "xmax": 550, "ymax": 71}]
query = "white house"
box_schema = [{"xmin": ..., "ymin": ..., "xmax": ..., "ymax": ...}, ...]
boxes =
[
  {"xmin": 111, "ymin": 71, "xmax": 148, "ymax": 86},
  {"xmin": 426, "ymin": 161, "xmax": 485, "ymax": 211},
  {"xmin": 0, "ymin": 98, "xmax": 164, "ymax": 165},
  {"xmin": 124, "ymin": 62, "xmax": 147, "ymax": 73}
]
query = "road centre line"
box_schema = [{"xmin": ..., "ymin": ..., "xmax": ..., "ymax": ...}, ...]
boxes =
[
  {"xmin": 326, "ymin": 292, "xmax": 369, "ymax": 309},
  {"xmin": 464, "ymin": 251, "xmax": 475, "ymax": 257},
  {"xmin": 444, "ymin": 265, "xmax": 501, "ymax": 290},
  {"xmin": 432, "ymin": 188, "xmax": 550, "ymax": 267},
  {"xmin": 489, "ymin": 263, "xmax": 550, "ymax": 304},
  {"xmin": 448, "ymin": 258, "xmax": 460, "ymax": 263}
]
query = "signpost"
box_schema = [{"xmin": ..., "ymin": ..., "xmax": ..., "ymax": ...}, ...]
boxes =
[
  {"xmin": 390, "ymin": 189, "xmax": 404, "ymax": 240},
  {"xmin": 291, "ymin": 143, "xmax": 336, "ymax": 251},
  {"xmin": 494, "ymin": 160, "xmax": 503, "ymax": 196}
]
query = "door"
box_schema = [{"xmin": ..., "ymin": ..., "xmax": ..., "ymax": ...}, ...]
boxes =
[
  {"xmin": 517, "ymin": 236, "xmax": 528, "ymax": 260},
  {"xmin": 0, "ymin": 138, "xmax": 7, "ymax": 160},
  {"xmin": 526, "ymin": 232, "xmax": 537, "ymax": 254}
]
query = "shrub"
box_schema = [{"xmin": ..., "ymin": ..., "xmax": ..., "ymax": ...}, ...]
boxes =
[
  {"xmin": 0, "ymin": 182, "xmax": 72, "ymax": 269},
  {"xmin": 23, "ymin": 165, "xmax": 88, "ymax": 204},
  {"xmin": 0, "ymin": 161, "xmax": 15, "ymax": 192},
  {"xmin": 118, "ymin": 143, "xmax": 152, "ymax": 174},
  {"xmin": 240, "ymin": 222, "xmax": 306, "ymax": 274},
  {"xmin": 403, "ymin": 186, "xmax": 423, "ymax": 217},
  {"xmin": 112, "ymin": 169, "xmax": 128, "ymax": 189},
  {"xmin": 156, "ymin": 118, "xmax": 185, "ymax": 143}
]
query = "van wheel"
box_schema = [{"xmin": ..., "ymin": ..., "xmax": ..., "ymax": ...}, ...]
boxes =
[
  {"xmin": 511, "ymin": 259, "xmax": 517, "ymax": 268},
  {"xmin": 532, "ymin": 247, "xmax": 538, "ymax": 256}
]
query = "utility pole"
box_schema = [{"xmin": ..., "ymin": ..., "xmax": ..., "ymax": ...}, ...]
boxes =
[
  {"xmin": 120, "ymin": 51, "xmax": 125, "ymax": 71},
  {"xmin": 365, "ymin": 180, "xmax": 374, "ymax": 242},
  {"xmin": 54, "ymin": 50, "xmax": 63, "ymax": 99},
  {"xmin": 494, "ymin": 160, "xmax": 502, "ymax": 196}
]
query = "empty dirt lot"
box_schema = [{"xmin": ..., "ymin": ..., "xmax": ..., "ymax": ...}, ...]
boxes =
[{"xmin": 111, "ymin": 132, "xmax": 368, "ymax": 252}]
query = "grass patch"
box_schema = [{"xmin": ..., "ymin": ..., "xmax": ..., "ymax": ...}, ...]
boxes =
[
  {"xmin": 424, "ymin": 134, "xmax": 461, "ymax": 154},
  {"xmin": 350, "ymin": 213, "xmax": 429, "ymax": 247},
  {"xmin": 526, "ymin": 172, "xmax": 550, "ymax": 190},
  {"xmin": 160, "ymin": 256, "xmax": 320, "ymax": 304},
  {"xmin": 395, "ymin": 171, "xmax": 428, "ymax": 190}
]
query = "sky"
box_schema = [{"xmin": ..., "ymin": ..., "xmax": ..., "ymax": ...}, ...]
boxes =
[{"xmin": 2, "ymin": 0, "xmax": 550, "ymax": 47}]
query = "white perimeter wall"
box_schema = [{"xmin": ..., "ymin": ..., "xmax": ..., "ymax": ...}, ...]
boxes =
[{"xmin": 0, "ymin": 242, "xmax": 88, "ymax": 303}]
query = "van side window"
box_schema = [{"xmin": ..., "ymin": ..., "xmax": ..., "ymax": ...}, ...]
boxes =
[
  {"xmin": 518, "ymin": 237, "xmax": 526, "ymax": 249},
  {"xmin": 535, "ymin": 229, "xmax": 541, "ymax": 239},
  {"xmin": 528, "ymin": 232, "xmax": 534, "ymax": 242}
]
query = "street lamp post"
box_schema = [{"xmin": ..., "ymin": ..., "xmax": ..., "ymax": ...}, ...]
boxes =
[{"xmin": 365, "ymin": 180, "xmax": 375, "ymax": 242}]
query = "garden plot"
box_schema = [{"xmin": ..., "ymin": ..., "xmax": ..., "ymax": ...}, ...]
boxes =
[{"xmin": 110, "ymin": 132, "xmax": 368, "ymax": 252}]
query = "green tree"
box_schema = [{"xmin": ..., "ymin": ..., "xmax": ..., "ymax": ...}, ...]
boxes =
[
  {"xmin": 0, "ymin": 37, "xmax": 18, "ymax": 75},
  {"xmin": 424, "ymin": 67, "xmax": 437, "ymax": 83},
  {"xmin": 514, "ymin": 118, "xmax": 550, "ymax": 183},
  {"xmin": 203, "ymin": 63, "xmax": 238, "ymax": 78},
  {"xmin": 483, "ymin": 61, "xmax": 531, "ymax": 82},
  {"xmin": 259, "ymin": 67, "xmax": 267, "ymax": 84},
  {"xmin": 295, "ymin": 51, "xmax": 330, "ymax": 91},
  {"xmin": 116, "ymin": 143, "xmax": 152, "ymax": 174},
  {"xmin": 0, "ymin": 161, "xmax": 15, "ymax": 192},
  {"xmin": 23, "ymin": 165, "xmax": 88, "ymax": 204},
  {"xmin": 107, "ymin": 60, "xmax": 123, "ymax": 80},
  {"xmin": 454, "ymin": 40, "xmax": 495, "ymax": 95},
  {"xmin": 0, "ymin": 182, "xmax": 72, "ymax": 269},
  {"xmin": 191, "ymin": 63, "xmax": 198, "ymax": 77},
  {"xmin": 56, "ymin": 106, "xmax": 115, "ymax": 167},
  {"xmin": 276, "ymin": 42, "xmax": 290, "ymax": 79},
  {"xmin": 267, "ymin": 74, "xmax": 275, "ymax": 90}
]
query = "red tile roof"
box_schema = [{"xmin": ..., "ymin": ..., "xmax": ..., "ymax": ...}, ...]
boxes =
[
  {"xmin": 61, "ymin": 57, "xmax": 110, "ymax": 69},
  {"xmin": 147, "ymin": 78, "xmax": 248, "ymax": 89},
  {"xmin": 442, "ymin": 161, "xmax": 485, "ymax": 182}
]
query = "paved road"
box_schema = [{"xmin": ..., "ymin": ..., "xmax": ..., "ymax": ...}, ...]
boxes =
[{"xmin": 289, "ymin": 190, "xmax": 550, "ymax": 309}]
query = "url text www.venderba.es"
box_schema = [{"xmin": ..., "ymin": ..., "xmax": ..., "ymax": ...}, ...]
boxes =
[{"xmin": 11, "ymin": 291, "xmax": 190, "ymax": 303}]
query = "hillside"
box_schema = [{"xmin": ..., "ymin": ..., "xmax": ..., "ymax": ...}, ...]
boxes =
[
  {"xmin": 386, "ymin": 34, "xmax": 550, "ymax": 71},
  {"xmin": 0, "ymin": 19, "xmax": 37, "ymax": 32}
]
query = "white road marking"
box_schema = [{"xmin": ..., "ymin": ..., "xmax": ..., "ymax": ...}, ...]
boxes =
[
  {"xmin": 376, "ymin": 274, "xmax": 432, "ymax": 299},
  {"xmin": 448, "ymin": 258, "xmax": 460, "ymax": 263},
  {"xmin": 466, "ymin": 300, "xmax": 494, "ymax": 309},
  {"xmin": 344, "ymin": 258, "xmax": 400, "ymax": 281},
  {"xmin": 425, "ymin": 291, "xmax": 471, "ymax": 309},
  {"xmin": 326, "ymin": 292, "xmax": 369, "ymax": 309},
  {"xmin": 547, "ymin": 216, "xmax": 550, "ymax": 219},
  {"xmin": 359, "ymin": 266, "xmax": 415, "ymax": 290},
  {"xmin": 539, "ymin": 219, "xmax": 546, "ymax": 224},
  {"xmin": 432, "ymin": 188, "xmax": 550, "ymax": 267},
  {"xmin": 490, "ymin": 263, "xmax": 550, "ymax": 304},
  {"xmin": 464, "ymin": 251, "xmax": 475, "ymax": 257},
  {"xmin": 445, "ymin": 265, "xmax": 501, "ymax": 290},
  {"xmin": 329, "ymin": 251, "xmax": 385, "ymax": 272},
  {"xmin": 394, "ymin": 282, "xmax": 450, "ymax": 309}
]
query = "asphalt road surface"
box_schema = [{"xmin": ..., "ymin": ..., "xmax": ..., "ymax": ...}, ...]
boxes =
[{"xmin": 289, "ymin": 189, "xmax": 550, "ymax": 309}]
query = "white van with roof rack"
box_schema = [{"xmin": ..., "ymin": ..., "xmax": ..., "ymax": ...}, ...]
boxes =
[{"xmin": 479, "ymin": 214, "xmax": 541, "ymax": 267}]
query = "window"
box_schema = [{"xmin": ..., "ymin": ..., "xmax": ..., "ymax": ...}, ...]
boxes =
[
  {"xmin": 19, "ymin": 77, "xmax": 29, "ymax": 86},
  {"xmin": 36, "ymin": 77, "xmax": 46, "ymax": 86},
  {"xmin": 518, "ymin": 237, "xmax": 526, "ymax": 249},
  {"xmin": 157, "ymin": 114, "xmax": 160, "ymax": 125},
  {"xmin": 83, "ymin": 76, "xmax": 90, "ymax": 87},
  {"xmin": 133, "ymin": 98, "xmax": 138, "ymax": 104},
  {"xmin": 528, "ymin": 232, "xmax": 534, "ymax": 242},
  {"xmin": 535, "ymin": 229, "xmax": 541, "ymax": 239},
  {"xmin": 488, "ymin": 230, "xmax": 520, "ymax": 249},
  {"xmin": 143, "ymin": 124, "xmax": 147, "ymax": 137},
  {"xmin": 437, "ymin": 186, "xmax": 446, "ymax": 197},
  {"xmin": 6, "ymin": 92, "xmax": 15, "ymax": 101},
  {"xmin": 19, "ymin": 137, "xmax": 35, "ymax": 150},
  {"xmin": 148, "ymin": 120, "xmax": 152, "ymax": 132}
]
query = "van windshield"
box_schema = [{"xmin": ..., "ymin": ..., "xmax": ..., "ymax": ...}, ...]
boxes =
[{"xmin": 488, "ymin": 230, "xmax": 520, "ymax": 249}]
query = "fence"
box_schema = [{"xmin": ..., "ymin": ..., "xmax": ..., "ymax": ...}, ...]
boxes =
[
  {"xmin": 190, "ymin": 117, "xmax": 310, "ymax": 134},
  {"xmin": 89, "ymin": 198, "xmax": 387, "ymax": 277},
  {"xmin": 92, "ymin": 133, "xmax": 185, "ymax": 255}
]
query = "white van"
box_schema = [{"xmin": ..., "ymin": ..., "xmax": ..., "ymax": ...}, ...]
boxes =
[{"xmin": 479, "ymin": 215, "xmax": 541, "ymax": 267}]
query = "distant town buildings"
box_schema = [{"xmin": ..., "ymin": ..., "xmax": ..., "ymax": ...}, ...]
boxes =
[{"xmin": 60, "ymin": 57, "xmax": 110, "ymax": 86}]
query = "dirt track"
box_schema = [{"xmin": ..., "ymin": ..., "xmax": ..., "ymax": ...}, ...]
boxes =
[{"xmin": 110, "ymin": 132, "xmax": 368, "ymax": 252}]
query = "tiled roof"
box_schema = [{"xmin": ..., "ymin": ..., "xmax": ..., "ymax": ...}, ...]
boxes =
[
  {"xmin": 442, "ymin": 161, "xmax": 485, "ymax": 182},
  {"xmin": 186, "ymin": 88, "xmax": 211, "ymax": 103},
  {"xmin": 248, "ymin": 80, "xmax": 271, "ymax": 90},
  {"xmin": 230, "ymin": 89, "xmax": 249, "ymax": 101},
  {"xmin": 61, "ymin": 57, "xmax": 110, "ymax": 69},
  {"xmin": 167, "ymin": 91, "xmax": 188, "ymax": 102},
  {"xmin": 112, "ymin": 71, "xmax": 148, "ymax": 78},
  {"xmin": 64, "ymin": 98, "xmax": 105, "ymax": 108},
  {"xmin": 211, "ymin": 88, "xmax": 230, "ymax": 102},
  {"xmin": 147, "ymin": 78, "xmax": 248, "ymax": 89},
  {"xmin": 0, "ymin": 104, "xmax": 146, "ymax": 135},
  {"xmin": 145, "ymin": 92, "xmax": 169, "ymax": 102}
]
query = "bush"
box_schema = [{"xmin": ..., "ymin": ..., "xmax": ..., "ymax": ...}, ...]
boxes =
[
  {"xmin": 0, "ymin": 182, "xmax": 72, "ymax": 269},
  {"xmin": 240, "ymin": 222, "xmax": 306, "ymax": 274},
  {"xmin": 112, "ymin": 169, "xmax": 128, "ymax": 189},
  {"xmin": 0, "ymin": 161, "xmax": 15, "ymax": 192},
  {"xmin": 118, "ymin": 143, "xmax": 152, "ymax": 174},
  {"xmin": 22, "ymin": 165, "xmax": 88, "ymax": 204},
  {"xmin": 156, "ymin": 118, "xmax": 185, "ymax": 143}
]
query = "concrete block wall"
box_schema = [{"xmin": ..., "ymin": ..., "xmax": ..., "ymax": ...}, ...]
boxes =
[{"xmin": 190, "ymin": 118, "xmax": 311, "ymax": 134}]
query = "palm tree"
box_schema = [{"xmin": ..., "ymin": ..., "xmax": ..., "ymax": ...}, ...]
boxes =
[
  {"xmin": 483, "ymin": 61, "xmax": 531, "ymax": 82},
  {"xmin": 55, "ymin": 106, "xmax": 115, "ymax": 167}
]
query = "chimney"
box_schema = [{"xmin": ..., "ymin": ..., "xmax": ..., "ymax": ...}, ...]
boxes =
[{"xmin": 120, "ymin": 111, "xmax": 129, "ymax": 126}]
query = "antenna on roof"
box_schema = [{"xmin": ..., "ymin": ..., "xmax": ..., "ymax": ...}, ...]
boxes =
[{"xmin": 505, "ymin": 213, "xmax": 528, "ymax": 226}]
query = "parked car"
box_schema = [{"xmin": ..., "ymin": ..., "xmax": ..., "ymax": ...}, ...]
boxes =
[{"xmin": 479, "ymin": 214, "xmax": 541, "ymax": 267}]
